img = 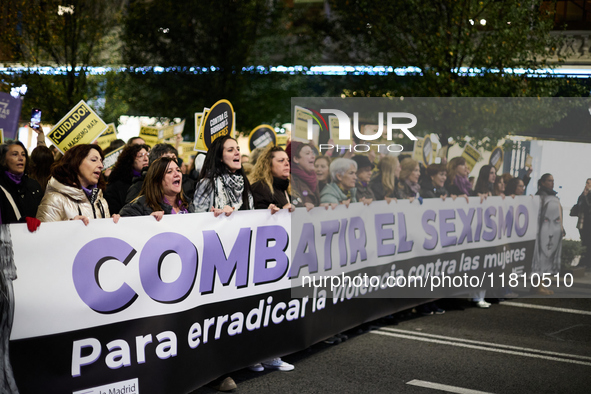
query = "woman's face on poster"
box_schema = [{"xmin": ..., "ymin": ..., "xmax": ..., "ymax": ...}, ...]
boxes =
[{"xmin": 540, "ymin": 200, "xmax": 561, "ymax": 258}]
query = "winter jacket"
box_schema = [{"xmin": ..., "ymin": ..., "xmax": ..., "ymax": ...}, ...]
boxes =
[
  {"xmin": 104, "ymin": 178, "xmax": 131, "ymax": 215},
  {"xmin": 251, "ymin": 178, "xmax": 290, "ymax": 209},
  {"xmin": 291, "ymin": 172, "xmax": 319, "ymax": 208},
  {"xmin": 0, "ymin": 172, "xmax": 43, "ymax": 224},
  {"xmin": 119, "ymin": 195, "xmax": 192, "ymax": 216},
  {"xmin": 36, "ymin": 177, "xmax": 110, "ymax": 222},
  {"xmin": 320, "ymin": 182, "xmax": 357, "ymax": 204},
  {"xmin": 355, "ymin": 180, "xmax": 375, "ymax": 201},
  {"xmin": 420, "ymin": 179, "xmax": 447, "ymax": 199}
]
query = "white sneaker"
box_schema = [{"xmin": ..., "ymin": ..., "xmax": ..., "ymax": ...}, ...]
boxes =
[
  {"xmin": 248, "ymin": 363, "xmax": 264, "ymax": 372},
  {"xmin": 261, "ymin": 358, "xmax": 294, "ymax": 371},
  {"xmin": 475, "ymin": 300, "xmax": 491, "ymax": 308}
]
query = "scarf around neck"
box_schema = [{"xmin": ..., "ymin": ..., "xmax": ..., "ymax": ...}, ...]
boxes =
[
  {"xmin": 5, "ymin": 171, "xmax": 24, "ymax": 185},
  {"xmin": 453, "ymin": 174, "xmax": 473, "ymax": 195},
  {"xmin": 405, "ymin": 179, "xmax": 421, "ymax": 196},
  {"xmin": 214, "ymin": 173, "xmax": 253, "ymax": 210},
  {"xmin": 291, "ymin": 164, "xmax": 317, "ymax": 193}
]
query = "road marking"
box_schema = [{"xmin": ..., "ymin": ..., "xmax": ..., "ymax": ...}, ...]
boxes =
[
  {"xmin": 378, "ymin": 327, "xmax": 591, "ymax": 361},
  {"xmin": 407, "ymin": 379, "xmax": 495, "ymax": 394},
  {"xmin": 371, "ymin": 329, "xmax": 591, "ymax": 366},
  {"xmin": 501, "ymin": 301, "xmax": 591, "ymax": 316}
]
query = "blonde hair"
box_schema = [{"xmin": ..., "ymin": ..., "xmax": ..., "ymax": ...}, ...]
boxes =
[
  {"xmin": 398, "ymin": 158, "xmax": 419, "ymax": 182},
  {"xmin": 447, "ymin": 156, "xmax": 466, "ymax": 185},
  {"xmin": 249, "ymin": 144, "xmax": 290, "ymax": 195},
  {"xmin": 376, "ymin": 155, "xmax": 399, "ymax": 197}
]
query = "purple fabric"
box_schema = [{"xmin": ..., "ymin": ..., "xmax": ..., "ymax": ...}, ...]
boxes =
[
  {"xmin": 454, "ymin": 175, "xmax": 472, "ymax": 195},
  {"xmin": 132, "ymin": 169, "xmax": 142, "ymax": 178},
  {"xmin": 5, "ymin": 171, "xmax": 23, "ymax": 185},
  {"xmin": 81, "ymin": 184, "xmax": 97, "ymax": 199},
  {"xmin": 404, "ymin": 179, "xmax": 421, "ymax": 195}
]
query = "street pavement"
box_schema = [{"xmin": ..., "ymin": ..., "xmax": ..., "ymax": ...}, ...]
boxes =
[{"xmin": 192, "ymin": 273, "xmax": 591, "ymax": 394}]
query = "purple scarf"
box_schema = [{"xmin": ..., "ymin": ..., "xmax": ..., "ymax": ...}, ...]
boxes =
[
  {"xmin": 5, "ymin": 171, "xmax": 23, "ymax": 185},
  {"xmin": 405, "ymin": 179, "xmax": 421, "ymax": 195},
  {"xmin": 453, "ymin": 175, "xmax": 473, "ymax": 195},
  {"xmin": 291, "ymin": 164, "xmax": 317, "ymax": 193}
]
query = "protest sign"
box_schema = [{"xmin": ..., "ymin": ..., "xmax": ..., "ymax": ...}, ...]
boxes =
[
  {"xmin": 48, "ymin": 100, "xmax": 107, "ymax": 153},
  {"xmin": 248, "ymin": 125, "xmax": 276, "ymax": 152},
  {"xmin": 96, "ymin": 123, "xmax": 118, "ymax": 150},
  {"xmin": 0, "ymin": 92, "xmax": 22, "ymax": 140},
  {"xmin": 195, "ymin": 100, "xmax": 234, "ymax": 152}
]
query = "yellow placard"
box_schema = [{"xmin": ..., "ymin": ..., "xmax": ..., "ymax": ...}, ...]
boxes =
[
  {"xmin": 0, "ymin": 128, "xmax": 3, "ymax": 144},
  {"xmin": 525, "ymin": 154, "xmax": 533, "ymax": 168},
  {"xmin": 96, "ymin": 123, "xmax": 117, "ymax": 150},
  {"xmin": 160, "ymin": 124, "xmax": 175, "ymax": 140},
  {"xmin": 412, "ymin": 138, "xmax": 425, "ymax": 164},
  {"xmin": 102, "ymin": 145, "xmax": 125, "ymax": 170},
  {"xmin": 462, "ymin": 143, "xmax": 481, "ymax": 172},
  {"xmin": 422, "ymin": 136, "xmax": 434, "ymax": 165},
  {"xmin": 293, "ymin": 105, "xmax": 314, "ymax": 143},
  {"xmin": 276, "ymin": 134, "xmax": 288, "ymax": 148},
  {"xmin": 489, "ymin": 146, "xmax": 504, "ymax": 171},
  {"xmin": 194, "ymin": 112, "xmax": 204, "ymax": 142},
  {"xmin": 48, "ymin": 100, "xmax": 107, "ymax": 153},
  {"xmin": 139, "ymin": 126, "xmax": 160, "ymax": 147},
  {"xmin": 178, "ymin": 141, "xmax": 196, "ymax": 163}
]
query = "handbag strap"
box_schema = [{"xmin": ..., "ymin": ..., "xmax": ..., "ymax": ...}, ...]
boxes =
[{"xmin": 0, "ymin": 184, "xmax": 22, "ymax": 221}]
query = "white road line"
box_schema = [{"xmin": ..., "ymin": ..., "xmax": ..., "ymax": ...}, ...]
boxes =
[
  {"xmin": 501, "ymin": 301, "xmax": 591, "ymax": 316},
  {"xmin": 371, "ymin": 330, "xmax": 591, "ymax": 366},
  {"xmin": 407, "ymin": 379, "xmax": 495, "ymax": 394},
  {"xmin": 379, "ymin": 327, "xmax": 591, "ymax": 361}
]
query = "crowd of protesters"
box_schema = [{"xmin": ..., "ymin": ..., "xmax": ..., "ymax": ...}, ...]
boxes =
[{"xmin": 0, "ymin": 127, "xmax": 579, "ymax": 391}]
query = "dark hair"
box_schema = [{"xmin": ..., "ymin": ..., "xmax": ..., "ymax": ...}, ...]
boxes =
[
  {"xmin": 0, "ymin": 140, "xmax": 30, "ymax": 174},
  {"xmin": 199, "ymin": 135, "xmax": 252, "ymax": 209},
  {"xmin": 426, "ymin": 163, "xmax": 447, "ymax": 178},
  {"xmin": 127, "ymin": 136, "xmax": 144, "ymax": 145},
  {"xmin": 51, "ymin": 144, "xmax": 106, "ymax": 190},
  {"xmin": 505, "ymin": 177, "xmax": 524, "ymax": 195},
  {"xmin": 474, "ymin": 165, "xmax": 495, "ymax": 195},
  {"xmin": 29, "ymin": 145, "xmax": 54, "ymax": 192},
  {"xmin": 109, "ymin": 144, "xmax": 151, "ymax": 183},
  {"xmin": 149, "ymin": 143, "xmax": 178, "ymax": 164},
  {"xmin": 104, "ymin": 139, "xmax": 126, "ymax": 155},
  {"xmin": 139, "ymin": 157, "xmax": 188, "ymax": 212},
  {"xmin": 538, "ymin": 173, "xmax": 553, "ymax": 189}
]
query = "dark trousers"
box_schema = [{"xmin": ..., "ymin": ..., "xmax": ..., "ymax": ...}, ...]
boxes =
[{"xmin": 579, "ymin": 226, "xmax": 591, "ymax": 269}]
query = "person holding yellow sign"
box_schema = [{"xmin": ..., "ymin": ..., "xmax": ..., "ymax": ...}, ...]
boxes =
[{"xmin": 36, "ymin": 145, "xmax": 118, "ymax": 225}]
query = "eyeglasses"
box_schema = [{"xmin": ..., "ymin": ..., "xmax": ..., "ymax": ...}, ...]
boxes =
[{"xmin": 136, "ymin": 152, "xmax": 149, "ymax": 158}]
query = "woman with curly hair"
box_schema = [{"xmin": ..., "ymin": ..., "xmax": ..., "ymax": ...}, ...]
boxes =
[
  {"xmin": 104, "ymin": 143, "xmax": 150, "ymax": 214},
  {"xmin": 249, "ymin": 144, "xmax": 292, "ymax": 212}
]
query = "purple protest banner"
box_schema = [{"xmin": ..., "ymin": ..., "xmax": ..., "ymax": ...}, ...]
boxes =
[{"xmin": 0, "ymin": 92, "xmax": 23, "ymax": 140}]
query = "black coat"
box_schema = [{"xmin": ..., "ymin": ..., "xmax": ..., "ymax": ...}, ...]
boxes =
[
  {"xmin": 251, "ymin": 178, "xmax": 290, "ymax": 209},
  {"xmin": 0, "ymin": 172, "xmax": 43, "ymax": 223},
  {"xmin": 104, "ymin": 179, "xmax": 132, "ymax": 215},
  {"xmin": 420, "ymin": 180, "xmax": 447, "ymax": 199},
  {"xmin": 120, "ymin": 195, "xmax": 192, "ymax": 216}
]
